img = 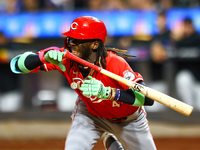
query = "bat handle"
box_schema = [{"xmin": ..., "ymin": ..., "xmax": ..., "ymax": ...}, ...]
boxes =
[{"xmin": 64, "ymin": 51, "xmax": 101, "ymax": 72}]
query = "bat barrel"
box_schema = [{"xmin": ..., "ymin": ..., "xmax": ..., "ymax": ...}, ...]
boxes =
[{"xmin": 131, "ymin": 83, "xmax": 193, "ymax": 116}]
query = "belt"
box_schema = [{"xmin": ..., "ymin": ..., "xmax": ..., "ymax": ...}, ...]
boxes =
[
  {"xmin": 108, "ymin": 107, "xmax": 142, "ymax": 123},
  {"xmin": 109, "ymin": 116, "xmax": 127, "ymax": 123}
]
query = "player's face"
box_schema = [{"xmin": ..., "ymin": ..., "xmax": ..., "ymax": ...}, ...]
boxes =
[{"xmin": 68, "ymin": 38, "xmax": 96, "ymax": 62}]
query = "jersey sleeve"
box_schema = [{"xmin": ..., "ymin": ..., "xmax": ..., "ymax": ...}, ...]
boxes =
[{"xmin": 106, "ymin": 52, "xmax": 144, "ymax": 89}]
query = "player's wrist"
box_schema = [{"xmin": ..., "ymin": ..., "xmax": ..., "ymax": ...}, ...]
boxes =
[
  {"xmin": 17, "ymin": 52, "xmax": 36, "ymax": 73},
  {"xmin": 38, "ymin": 46, "xmax": 61, "ymax": 63},
  {"xmin": 102, "ymin": 88, "xmax": 120, "ymax": 101}
]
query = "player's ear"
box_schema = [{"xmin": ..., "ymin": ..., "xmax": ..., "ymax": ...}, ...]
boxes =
[{"xmin": 91, "ymin": 41, "xmax": 99, "ymax": 51}]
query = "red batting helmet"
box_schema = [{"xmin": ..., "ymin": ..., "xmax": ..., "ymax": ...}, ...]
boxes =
[{"xmin": 62, "ymin": 16, "xmax": 107, "ymax": 43}]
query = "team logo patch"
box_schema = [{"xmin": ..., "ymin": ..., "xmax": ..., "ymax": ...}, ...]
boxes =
[
  {"xmin": 71, "ymin": 22, "xmax": 78, "ymax": 30},
  {"xmin": 123, "ymin": 70, "xmax": 135, "ymax": 81}
]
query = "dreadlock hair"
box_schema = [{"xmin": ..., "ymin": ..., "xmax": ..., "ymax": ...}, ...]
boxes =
[{"xmin": 95, "ymin": 40, "xmax": 136, "ymax": 69}]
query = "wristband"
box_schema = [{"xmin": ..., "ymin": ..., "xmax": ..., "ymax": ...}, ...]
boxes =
[
  {"xmin": 38, "ymin": 46, "xmax": 61, "ymax": 63},
  {"xmin": 107, "ymin": 88, "xmax": 117, "ymax": 100},
  {"xmin": 114, "ymin": 89, "xmax": 120, "ymax": 101},
  {"xmin": 10, "ymin": 54, "xmax": 23, "ymax": 74},
  {"xmin": 18, "ymin": 52, "xmax": 35, "ymax": 73}
]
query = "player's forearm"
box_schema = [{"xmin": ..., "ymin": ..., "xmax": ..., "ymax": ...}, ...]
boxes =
[
  {"xmin": 11, "ymin": 47, "xmax": 64, "ymax": 74},
  {"xmin": 117, "ymin": 81, "xmax": 154, "ymax": 106},
  {"xmin": 117, "ymin": 89, "xmax": 154, "ymax": 106},
  {"xmin": 16, "ymin": 54, "xmax": 43, "ymax": 70}
]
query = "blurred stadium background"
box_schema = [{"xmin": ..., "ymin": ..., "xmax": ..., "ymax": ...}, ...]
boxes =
[{"xmin": 0, "ymin": 0, "xmax": 200, "ymax": 149}]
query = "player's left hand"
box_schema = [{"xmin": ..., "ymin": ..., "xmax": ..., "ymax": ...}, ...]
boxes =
[
  {"xmin": 80, "ymin": 76, "xmax": 111, "ymax": 99},
  {"xmin": 44, "ymin": 50, "xmax": 66, "ymax": 72}
]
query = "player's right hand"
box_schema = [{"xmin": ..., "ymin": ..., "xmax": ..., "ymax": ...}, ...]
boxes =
[
  {"xmin": 80, "ymin": 76, "xmax": 111, "ymax": 100},
  {"xmin": 44, "ymin": 50, "xmax": 66, "ymax": 72}
]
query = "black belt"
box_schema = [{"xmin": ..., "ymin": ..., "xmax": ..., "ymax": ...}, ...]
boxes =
[
  {"xmin": 109, "ymin": 107, "xmax": 142, "ymax": 123},
  {"xmin": 109, "ymin": 116, "xmax": 127, "ymax": 123}
]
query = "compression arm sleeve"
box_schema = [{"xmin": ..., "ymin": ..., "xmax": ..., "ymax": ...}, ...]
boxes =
[
  {"xmin": 117, "ymin": 81, "xmax": 154, "ymax": 106},
  {"xmin": 21, "ymin": 54, "xmax": 43, "ymax": 70}
]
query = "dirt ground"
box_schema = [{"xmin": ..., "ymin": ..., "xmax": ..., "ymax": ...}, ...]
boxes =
[
  {"xmin": 0, "ymin": 121, "xmax": 200, "ymax": 150},
  {"xmin": 0, "ymin": 137, "xmax": 200, "ymax": 150}
]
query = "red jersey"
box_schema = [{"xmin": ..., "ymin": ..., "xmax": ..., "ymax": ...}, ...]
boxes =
[{"xmin": 35, "ymin": 50, "xmax": 144, "ymax": 119}]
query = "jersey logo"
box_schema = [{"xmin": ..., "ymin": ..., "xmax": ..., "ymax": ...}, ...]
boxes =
[
  {"xmin": 92, "ymin": 100, "xmax": 121, "ymax": 107},
  {"xmin": 112, "ymin": 101, "xmax": 121, "ymax": 107},
  {"xmin": 123, "ymin": 70, "xmax": 135, "ymax": 81}
]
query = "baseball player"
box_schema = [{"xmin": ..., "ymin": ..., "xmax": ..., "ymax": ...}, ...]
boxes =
[{"xmin": 10, "ymin": 16, "xmax": 156, "ymax": 150}]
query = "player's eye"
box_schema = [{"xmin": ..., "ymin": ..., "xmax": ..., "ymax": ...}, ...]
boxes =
[{"xmin": 70, "ymin": 43, "xmax": 76, "ymax": 47}]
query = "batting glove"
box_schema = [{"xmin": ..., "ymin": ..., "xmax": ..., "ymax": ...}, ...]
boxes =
[
  {"xmin": 44, "ymin": 50, "xmax": 66, "ymax": 72},
  {"xmin": 38, "ymin": 46, "xmax": 60, "ymax": 63},
  {"xmin": 80, "ymin": 76, "xmax": 111, "ymax": 99}
]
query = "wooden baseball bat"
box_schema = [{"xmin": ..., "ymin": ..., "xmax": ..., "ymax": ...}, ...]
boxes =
[{"xmin": 64, "ymin": 51, "xmax": 193, "ymax": 116}]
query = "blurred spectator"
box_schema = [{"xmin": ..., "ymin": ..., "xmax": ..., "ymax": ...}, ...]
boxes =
[
  {"xmin": 104, "ymin": 0, "xmax": 129, "ymax": 10},
  {"xmin": 150, "ymin": 11, "xmax": 170, "ymax": 63},
  {"xmin": 21, "ymin": 0, "xmax": 56, "ymax": 12},
  {"xmin": 21, "ymin": 0, "xmax": 40, "ymax": 12},
  {"xmin": 87, "ymin": 0, "xmax": 105, "ymax": 10},
  {"xmin": 1, "ymin": 0, "xmax": 200, "ymax": 13},
  {"xmin": 171, "ymin": 18, "xmax": 200, "ymax": 46},
  {"xmin": 174, "ymin": 0, "xmax": 200, "ymax": 7},
  {"xmin": 117, "ymin": 36, "xmax": 132, "ymax": 49},
  {"xmin": 128, "ymin": 0, "xmax": 156, "ymax": 10},
  {"xmin": 50, "ymin": 0, "xmax": 74, "ymax": 10},
  {"xmin": 87, "ymin": 0, "xmax": 129, "ymax": 10},
  {"xmin": 171, "ymin": 18, "xmax": 200, "ymax": 111},
  {"xmin": 73, "ymin": 0, "xmax": 88, "ymax": 10},
  {"xmin": 146, "ymin": 11, "xmax": 173, "ymax": 112},
  {"xmin": 155, "ymin": 0, "xmax": 174, "ymax": 12},
  {"xmin": 104, "ymin": 36, "xmax": 116, "ymax": 48},
  {"xmin": 1, "ymin": 0, "xmax": 21, "ymax": 14},
  {"xmin": 0, "ymin": 31, "xmax": 22, "ymax": 112},
  {"xmin": 0, "ymin": 0, "xmax": 57, "ymax": 13}
]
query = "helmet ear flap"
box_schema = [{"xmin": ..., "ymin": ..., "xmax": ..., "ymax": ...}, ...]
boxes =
[{"xmin": 64, "ymin": 37, "xmax": 71, "ymax": 52}]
